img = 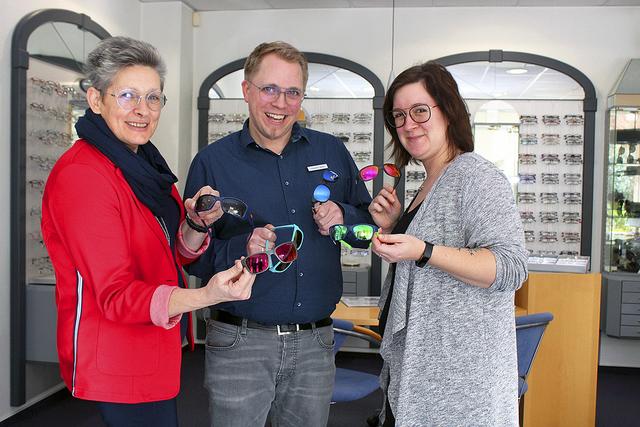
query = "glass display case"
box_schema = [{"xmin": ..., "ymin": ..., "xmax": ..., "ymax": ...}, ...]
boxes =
[
  {"xmin": 604, "ymin": 107, "xmax": 640, "ymax": 273},
  {"xmin": 604, "ymin": 103, "xmax": 640, "ymax": 339}
]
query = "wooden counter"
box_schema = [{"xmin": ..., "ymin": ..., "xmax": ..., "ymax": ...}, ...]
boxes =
[
  {"xmin": 333, "ymin": 303, "xmax": 526, "ymax": 326},
  {"xmin": 516, "ymin": 272, "xmax": 601, "ymax": 427},
  {"xmin": 333, "ymin": 302, "xmax": 379, "ymax": 326}
]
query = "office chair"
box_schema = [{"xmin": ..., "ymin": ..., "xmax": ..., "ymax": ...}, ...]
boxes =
[
  {"xmin": 515, "ymin": 312, "xmax": 553, "ymax": 399},
  {"xmin": 331, "ymin": 318, "xmax": 382, "ymax": 403}
]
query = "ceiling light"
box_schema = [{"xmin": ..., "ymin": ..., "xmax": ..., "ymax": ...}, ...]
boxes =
[
  {"xmin": 309, "ymin": 86, "xmax": 320, "ymax": 92},
  {"xmin": 506, "ymin": 68, "xmax": 528, "ymax": 75}
]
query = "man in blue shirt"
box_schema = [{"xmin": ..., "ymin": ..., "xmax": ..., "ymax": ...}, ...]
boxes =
[{"xmin": 184, "ymin": 41, "xmax": 372, "ymax": 426}]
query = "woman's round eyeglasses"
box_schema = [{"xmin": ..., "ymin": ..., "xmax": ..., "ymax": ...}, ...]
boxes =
[
  {"xmin": 386, "ymin": 104, "xmax": 438, "ymax": 128},
  {"xmin": 108, "ymin": 88, "xmax": 167, "ymax": 111}
]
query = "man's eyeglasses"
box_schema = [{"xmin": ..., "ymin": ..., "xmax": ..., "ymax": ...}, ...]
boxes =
[
  {"xmin": 243, "ymin": 224, "xmax": 304, "ymax": 274},
  {"xmin": 108, "ymin": 88, "xmax": 167, "ymax": 111},
  {"xmin": 329, "ymin": 224, "xmax": 379, "ymax": 248},
  {"xmin": 246, "ymin": 80, "xmax": 304, "ymax": 105},
  {"xmin": 386, "ymin": 104, "xmax": 438, "ymax": 128}
]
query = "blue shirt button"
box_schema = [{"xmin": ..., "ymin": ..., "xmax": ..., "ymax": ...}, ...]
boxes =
[
  {"xmin": 299, "ymin": 272, "xmax": 304, "ymax": 277},
  {"xmin": 296, "ymin": 302, "xmax": 302, "ymax": 307},
  {"xmin": 291, "ymin": 209, "xmax": 296, "ymax": 214},
  {"xmin": 285, "ymin": 181, "xmax": 290, "ymax": 186}
]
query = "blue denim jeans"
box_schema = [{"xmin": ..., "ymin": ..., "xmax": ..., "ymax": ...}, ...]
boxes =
[{"xmin": 204, "ymin": 318, "xmax": 335, "ymax": 427}]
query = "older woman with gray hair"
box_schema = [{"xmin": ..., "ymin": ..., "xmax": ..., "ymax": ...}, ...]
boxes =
[{"xmin": 41, "ymin": 36, "xmax": 255, "ymax": 426}]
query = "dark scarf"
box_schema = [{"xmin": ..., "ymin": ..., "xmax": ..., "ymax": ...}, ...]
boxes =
[{"xmin": 75, "ymin": 109, "xmax": 178, "ymax": 218}]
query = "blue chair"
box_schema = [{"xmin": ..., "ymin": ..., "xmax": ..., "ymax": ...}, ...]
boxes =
[
  {"xmin": 515, "ymin": 312, "xmax": 553, "ymax": 399},
  {"xmin": 331, "ymin": 318, "xmax": 382, "ymax": 403}
]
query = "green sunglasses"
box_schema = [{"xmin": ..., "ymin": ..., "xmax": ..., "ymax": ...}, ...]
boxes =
[{"xmin": 329, "ymin": 224, "xmax": 379, "ymax": 249}]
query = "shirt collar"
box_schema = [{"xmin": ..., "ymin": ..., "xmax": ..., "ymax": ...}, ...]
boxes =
[{"xmin": 239, "ymin": 119, "xmax": 310, "ymax": 148}]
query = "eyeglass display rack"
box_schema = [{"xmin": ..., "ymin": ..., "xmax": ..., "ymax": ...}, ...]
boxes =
[
  {"xmin": 604, "ymin": 104, "xmax": 640, "ymax": 338},
  {"xmin": 24, "ymin": 63, "xmax": 87, "ymax": 283},
  {"xmin": 402, "ymin": 102, "xmax": 588, "ymax": 262}
]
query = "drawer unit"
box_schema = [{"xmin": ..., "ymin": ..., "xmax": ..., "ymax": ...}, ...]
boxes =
[
  {"xmin": 623, "ymin": 282, "xmax": 640, "ymax": 293},
  {"xmin": 621, "ymin": 304, "xmax": 640, "ymax": 315},
  {"xmin": 622, "ymin": 292, "xmax": 640, "ymax": 304},
  {"xmin": 605, "ymin": 274, "xmax": 640, "ymax": 338},
  {"xmin": 620, "ymin": 326, "xmax": 640, "ymax": 337},
  {"xmin": 341, "ymin": 265, "xmax": 370, "ymax": 297},
  {"xmin": 621, "ymin": 315, "xmax": 640, "ymax": 326}
]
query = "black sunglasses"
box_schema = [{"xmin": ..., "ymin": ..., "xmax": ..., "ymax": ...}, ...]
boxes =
[{"xmin": 195, "ymin": 194, "xmax": 248, "ymax": 219}]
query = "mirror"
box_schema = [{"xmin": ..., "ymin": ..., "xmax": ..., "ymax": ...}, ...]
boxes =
[
  {"xmin": 10, "ymin": 9, "xmax": 110, "ymax": 406},
  {"xmin": 435, "ymin": 51, "xmax": 596, "ymax": 258}
]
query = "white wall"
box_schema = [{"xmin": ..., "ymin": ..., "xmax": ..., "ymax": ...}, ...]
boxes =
[
  {"xmin": 0, "ymin": 0, "xmax": 141, "ymax": 420},
  {"xmin": 141, "ymin": 1, "xmax": 194, "ymax": 186}
]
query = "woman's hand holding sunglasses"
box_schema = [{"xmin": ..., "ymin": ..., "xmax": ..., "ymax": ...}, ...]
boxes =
[
  {"xmin": 312, "ymin": 201, "xmax": 344, "ymax": 236},
  {"xmin": 246, "ymin": 224, "xmax": 277, "ymax": 255},
  {"xmin": 184, "ymin": 186, "xmax": 224, "ymax": 228},
  {"xmin": 204, "ymin": 259, "xmax": 255, "ymax": 304},
  {"xmin": 369, "ymin": 184, "xmax": 403, "ymax": 232},
  {"xmin": 371, "ymin": 233, "xmax": 424, "ymax": 264}
]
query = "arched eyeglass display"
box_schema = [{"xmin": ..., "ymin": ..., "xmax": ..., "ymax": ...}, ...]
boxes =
[
  {"xmin": 10, "ymin": 8, "xmax": 110, "ymax": 406},
  {"xmin": 434, "ymin": 50, "xmax": 596, "ymax": 262},
  {"xmin": 196, "ymin": 54, "xmax": 385, "ymax": 324}
]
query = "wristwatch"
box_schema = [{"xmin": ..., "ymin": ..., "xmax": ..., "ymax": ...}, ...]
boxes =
[{"xmin": 415, "ymin": 241, "xmax": 434, "ymax": 268}]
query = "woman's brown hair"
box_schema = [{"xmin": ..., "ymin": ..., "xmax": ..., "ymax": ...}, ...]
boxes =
[{"xmin": 383, "ymin": 61, "xmax": 473, "ymax": 167}]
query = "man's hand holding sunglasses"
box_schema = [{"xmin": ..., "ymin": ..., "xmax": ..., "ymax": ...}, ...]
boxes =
[
  {"xmin": 181, "ymin": 186, "xmax": 224, "ymax": 251},
  {"xmin": 369, "ymin": 184, "xmax": 403, "ymax": 232},
  {"xmin": 246, "ymin": 224, "xmax": 277, "ymax": 255},
  {"xmin": 312, "ymin": 201, "xmax": 344, "ymax": 236}
]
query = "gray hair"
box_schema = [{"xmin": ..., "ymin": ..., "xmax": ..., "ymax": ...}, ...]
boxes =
[{"xmin": 84, "ymin": 36, "xmax": 167, "ymax": 93}]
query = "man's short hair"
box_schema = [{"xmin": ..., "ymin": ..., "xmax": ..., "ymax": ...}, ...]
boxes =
[{"xmin": 244, "ymin": 41, "xmax": 308, "ymax": 89}]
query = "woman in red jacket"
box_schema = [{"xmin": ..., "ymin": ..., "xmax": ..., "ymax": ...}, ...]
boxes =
[{"xmin": 41, "ymin": 36, "xmax": 255, "ymax": 427}]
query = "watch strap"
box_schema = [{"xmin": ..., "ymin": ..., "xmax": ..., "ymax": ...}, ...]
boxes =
[{"xmin": 415, "ymin": 241, "xmax": 434, "ymax": 268}]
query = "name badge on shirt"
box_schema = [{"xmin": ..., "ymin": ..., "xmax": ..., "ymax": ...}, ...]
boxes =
[{"xmin": 307, "ymin": 163, "xmax": 328, "ymax": 172}]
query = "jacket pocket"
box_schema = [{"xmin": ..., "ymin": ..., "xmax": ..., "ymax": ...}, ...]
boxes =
[{"xmin": 96, "ymin": 319, "xmax": 160, "ymax": 376}]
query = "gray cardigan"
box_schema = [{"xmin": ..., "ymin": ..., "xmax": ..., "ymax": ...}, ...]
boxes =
[{"xmin": 379, "ymin": 152, "xmax": 528, "ymax": 426}]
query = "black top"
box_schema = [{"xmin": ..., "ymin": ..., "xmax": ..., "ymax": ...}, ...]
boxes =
[{"xmin": 378, "ymin": 198, "xmax": 423, "ymax": 336}]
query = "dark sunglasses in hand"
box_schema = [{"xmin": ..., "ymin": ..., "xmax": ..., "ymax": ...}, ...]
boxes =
[{"xmin": 195, "ymin": 194, "xmax": 248, "ymax": 219}]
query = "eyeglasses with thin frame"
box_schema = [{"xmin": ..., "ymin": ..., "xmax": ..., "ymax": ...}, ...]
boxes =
[
  {"xmin": 246, "ymin": 80, "xmax": 304, "ymax": 105},
  {"xmin": 108, "ymin": 88, "xmax": 167, "ymax": 111},
  {"xmin": 386, "ymin": 104, "xmax": 438, "ymax": 128}
]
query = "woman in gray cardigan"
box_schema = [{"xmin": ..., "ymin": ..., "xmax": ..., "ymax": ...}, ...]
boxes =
[{"xmin": 370, "ymin": 62, "xmax": 528, "ymax": 426}]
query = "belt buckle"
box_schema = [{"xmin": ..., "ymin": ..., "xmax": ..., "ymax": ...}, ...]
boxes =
[{"xmin": 277, "ymin": 324, "xmax": 300, "ymax": 336}]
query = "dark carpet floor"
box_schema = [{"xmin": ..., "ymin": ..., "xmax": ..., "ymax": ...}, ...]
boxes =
[{"xmin": 2, "ymin": 346, "xmax": 638, "ymax": 427}]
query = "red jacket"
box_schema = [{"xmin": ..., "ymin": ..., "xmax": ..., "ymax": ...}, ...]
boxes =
[{"xmin": 41, "ymin": 140, "xmax": 193, "ymax": 403}]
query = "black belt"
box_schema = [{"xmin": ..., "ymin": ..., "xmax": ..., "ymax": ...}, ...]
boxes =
[{"xmin": 211, "ymin": 310, "xmax": 333, "ymax": 335}]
